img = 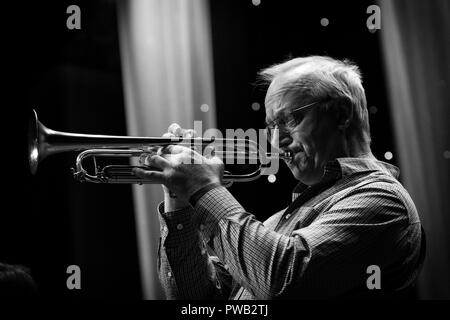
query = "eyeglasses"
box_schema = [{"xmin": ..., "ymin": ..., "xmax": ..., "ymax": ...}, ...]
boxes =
[{"xmin": 265, "ymin": 101, "xmax": 319, "ymax": 141}]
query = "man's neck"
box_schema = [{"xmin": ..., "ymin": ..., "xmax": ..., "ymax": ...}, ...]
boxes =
[{"xmin": 340, "ymin": 135, "xmax": 374, "ymax": 159}]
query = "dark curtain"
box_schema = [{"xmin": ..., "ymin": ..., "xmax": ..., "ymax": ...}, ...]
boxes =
[{"xmin": 380, "ymin": 0, "xmax": 450, "ymax": 299}]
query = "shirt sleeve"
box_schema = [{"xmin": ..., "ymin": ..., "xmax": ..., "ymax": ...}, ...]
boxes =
[
  {"xmin": 191, "ymin": 183, "xmax": 416, "ymax": 299},
  {"xmin": 192, "ymin": 186, "xmax": 311, "ymax": 299},
  {"xmin": 157, "ymin": 202, "xmax": 233, "ymax": 299}
]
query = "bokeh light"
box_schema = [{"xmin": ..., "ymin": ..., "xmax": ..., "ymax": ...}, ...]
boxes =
[
  {"xmin": 384, "ymin": 151, "xmax": 393, "ymax": 160},
  {"xmin": 320, "ymin": 18, "xmax": 329, "ymax": 27},
  {"xmin": 251, "ymin": 102, "xmax": 261, "ymax": 111},
  {"xmin": 200, "ymin": 104, "xmax": 209, "ymax": 112}
]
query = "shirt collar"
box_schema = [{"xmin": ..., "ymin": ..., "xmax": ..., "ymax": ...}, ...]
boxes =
[
  {"xmin": 336, "ymin": 157, "xmax": 400, "ymax": 179},
  {"xmin": 292, "ymin": 157, "xmax": 400, "ymax": 199}
]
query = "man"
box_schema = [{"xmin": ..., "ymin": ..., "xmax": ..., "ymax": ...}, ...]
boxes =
[{"xmin": 134, "ymin": 56, "xmax": 424, "ymax": 299}]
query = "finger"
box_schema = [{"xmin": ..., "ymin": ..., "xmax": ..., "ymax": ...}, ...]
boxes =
[
  {"xmin": 133, "ymin": 168, "xmax": 166, "ymax": 184},
  {"xmin": 162, "ymin": 132, "xmax": 176, "ymax": 138},
  {"xmin": 139, "ymin": 153, "xmax": 149, "ymax": 166},
  {"xmin": 146, "ymin": 154, "xmax": 171, "ymax": 170},
  {"xmin": 160, "ymin": 144, "xmax": 186, "ymax": 155},
  {"xmin": 143, "ymin": 145, "xmax": 160, "ymax": 154},
  {"xmin": 203, "ymin": 145, "xmax": 215, "ymax": 159},
  {"xmin": 183, "ymin": 129, "xmax": 198, "ymax": 139},
  {"xmin": 140, "ymin": 152, "xmax": 160, "ymax": 166},
  {"xmin": 168, "ymin": 123, "xmax": 183, "ymax": 136},
  {"xmin": 162, "ymin": 132, "xmax": 181, "ymax": 144}
]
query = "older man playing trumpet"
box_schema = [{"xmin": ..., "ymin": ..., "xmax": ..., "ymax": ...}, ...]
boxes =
[{"xmin": 134, "ymin": 56, "xmax": 424, "ymax": 300}]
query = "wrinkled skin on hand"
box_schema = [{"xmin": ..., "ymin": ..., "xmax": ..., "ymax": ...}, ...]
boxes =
[{"xmin": 133, "ymin": 124, "xmax": 224, "ymax": 203}]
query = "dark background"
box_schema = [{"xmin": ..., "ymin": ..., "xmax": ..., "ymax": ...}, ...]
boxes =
[
  {"xmin": 3, "ymin": 0, "xmax": 140, "ymax": 299},
  {"xmin": 211, "ymin": 0, "xmax": 394, "ymax": 219},
  {"xmin": 1, "ymin": 0, "xmax": 395, "ymax": 298}
]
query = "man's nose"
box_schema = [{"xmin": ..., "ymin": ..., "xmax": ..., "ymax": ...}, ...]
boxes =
[
  {"xmin": 270, "ymin": 129, "xmax": 292, "ymax": 150},
  {"xmin": 280, "ymin": 136, "xmax": 294, "ymax": 151}
]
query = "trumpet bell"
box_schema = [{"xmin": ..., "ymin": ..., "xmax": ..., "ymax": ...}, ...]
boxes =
[{"xmin": 28, "ymin": 109, "xmax": 40, "ymax": 175}]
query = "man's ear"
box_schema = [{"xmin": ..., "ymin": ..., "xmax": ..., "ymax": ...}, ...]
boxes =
[{"xmin": 336, "ymin": 100, "xmax": 352, "ymax": 130}]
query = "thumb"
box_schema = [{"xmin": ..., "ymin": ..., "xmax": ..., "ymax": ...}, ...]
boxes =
[{"xmin": 133, "ymin": 168, "xmax": 166, "ymax": 184}]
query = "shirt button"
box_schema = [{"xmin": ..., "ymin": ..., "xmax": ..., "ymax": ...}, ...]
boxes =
[
  {"xmin": 285, "ymin": 214, "xmax": 291, "ymax": 220},
  {"xmin": 176, "ymin": 223, "xmax": 183, "ymax": 230}
]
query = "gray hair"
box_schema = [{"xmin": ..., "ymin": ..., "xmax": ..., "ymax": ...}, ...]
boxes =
[{"xmin": 259, "ymin": 56, "xmax": 371, "ymax": 145}]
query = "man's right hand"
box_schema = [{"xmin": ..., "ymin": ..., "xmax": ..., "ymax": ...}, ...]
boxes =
[{"xmin": 159, "ymin": 123, "xmax": 198, "ymax": 211}]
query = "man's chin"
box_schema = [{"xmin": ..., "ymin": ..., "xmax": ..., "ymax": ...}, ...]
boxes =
[
  {"xmin": 288, "ymin": 163, "xmax": 317, "ymax": 185},
  {"xmin": 289, "ymin": 165, "xmax": 307, "ymax": 181}
]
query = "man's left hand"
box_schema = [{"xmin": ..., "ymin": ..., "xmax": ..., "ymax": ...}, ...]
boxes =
[{"xmin": 133, "ymin": 145, "xmax": 224, "ymax": 202}]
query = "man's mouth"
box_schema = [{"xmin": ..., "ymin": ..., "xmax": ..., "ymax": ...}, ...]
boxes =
[
  {"xmin": 283, "ymin": 147, "xmax": 305, "ymax": 165},
  {"xmin": 280, "ymin": 148, "xmax": 293, "ymax": 163},
  {"xmin": 284, "ymin": 156, "xmax": 294, "ymax": 165}
]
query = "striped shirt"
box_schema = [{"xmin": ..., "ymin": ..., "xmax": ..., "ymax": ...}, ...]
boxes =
[{"xmin": 157, "ymin": 157, "xmax": 424, "ymax": 299}]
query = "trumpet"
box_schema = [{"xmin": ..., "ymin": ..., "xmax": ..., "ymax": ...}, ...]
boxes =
[{"xmin": 28, "ymin": 109, "xmax": 292, "ymax": 184}]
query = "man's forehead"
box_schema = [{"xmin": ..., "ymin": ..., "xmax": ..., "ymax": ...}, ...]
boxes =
[{"xmin": 265, "ymin": 75, "xmax": 302, "ymax": 120}]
